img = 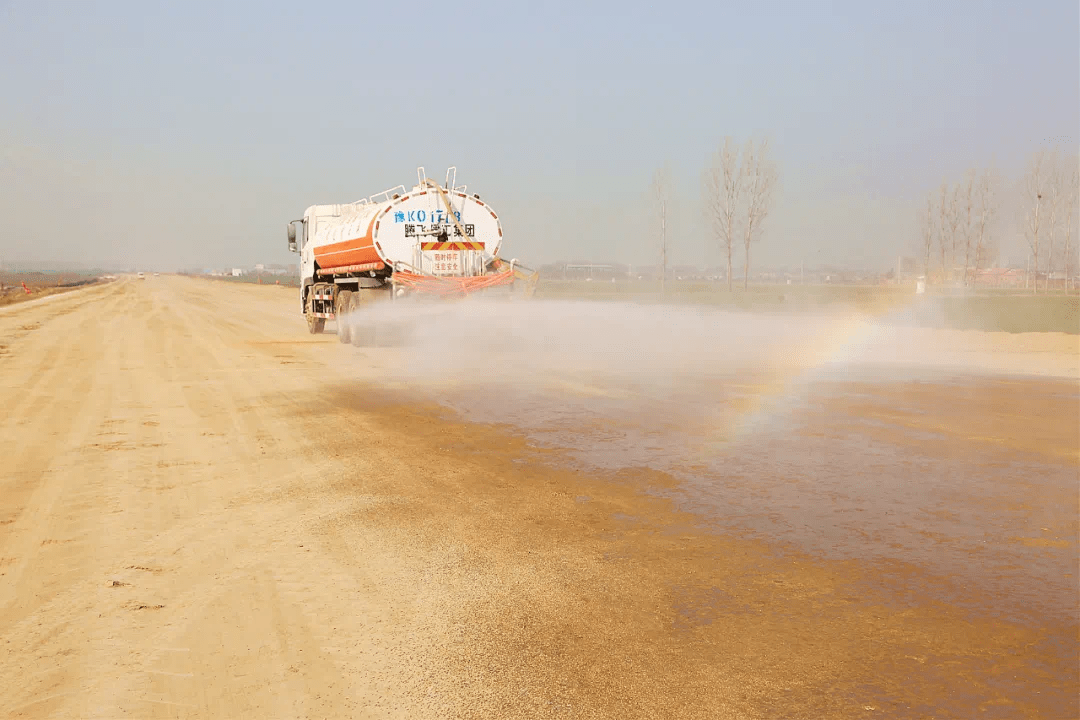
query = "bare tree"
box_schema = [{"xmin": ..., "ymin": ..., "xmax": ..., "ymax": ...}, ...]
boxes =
[
  {"xmin": 740, "ymin": 139, "xmax": 778, "ymax": 290},
  {"xmin": 1022, "ymin": 150, "xmax": 1051, "ymax": 294},
  {"xmin": 936, "ymin": 181, "xmax": 949, "ymax": 283},
  {"xmin": 946, "ymin": 184, "xmax": 964, "ymax": 283},
  {"xmin": 920, "ymin": 191, "xmax": 936, "ymax": 279},
  {"xmin": 1045, "ymin": 149, "xmax": 1063, "ymax": 289},
  {"xmin": 973, "ymin": 168, "xmax": 999, "ymax": 281},
  {"xmin": 1063, "ymin": 157, "xmax": 1079, "ymax": 293},
  {"xmin": 960, "ymin": 169, "xmax": 976, "ymax": 285},
  {"xmin": 704, "ymin": 138, "xmax": 743, "ymax": 291},
  {"xmin": 653, "ymin": 166, "xmax": 670, "ymax": 299}
]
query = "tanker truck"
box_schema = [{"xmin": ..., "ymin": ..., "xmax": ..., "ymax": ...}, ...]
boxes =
[{"xmin": 287, "ymin": 167, "xmax": 537, "ymax": 345}]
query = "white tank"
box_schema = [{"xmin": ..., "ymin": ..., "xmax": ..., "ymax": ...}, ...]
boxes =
[{"xmin": 306, "ymin": 178, "xmax": 503, "ymax": 278}]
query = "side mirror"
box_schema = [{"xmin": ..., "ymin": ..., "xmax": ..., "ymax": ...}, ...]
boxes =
[{"xmin": 287, "ymin": 222, "xmax": 298, "ymax": 253}]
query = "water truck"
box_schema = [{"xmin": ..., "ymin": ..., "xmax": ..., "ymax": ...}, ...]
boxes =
[{"xmin": 287, "ymin": 167, "xmax": 538, "ymax": 345}]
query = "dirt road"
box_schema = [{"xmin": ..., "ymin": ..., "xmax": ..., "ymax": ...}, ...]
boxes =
[{"xmin": 1, "ymin": 276, "xmax": 1076, "ymax": 719}]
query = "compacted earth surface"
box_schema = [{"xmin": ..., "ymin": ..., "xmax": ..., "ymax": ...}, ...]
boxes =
[{"xmin": 0, "ymin": 276, "xmax": 1076, "ymax": 719}]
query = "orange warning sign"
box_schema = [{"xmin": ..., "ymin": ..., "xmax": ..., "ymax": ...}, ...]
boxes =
[{"xmin": 420, "ymin": 241, "xmax": 484, "ymax": 251}]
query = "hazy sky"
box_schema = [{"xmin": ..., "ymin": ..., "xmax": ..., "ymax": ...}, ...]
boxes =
[{"xmin": 1, "ymin": 0, "xmax": 1077, "ymax": 271}]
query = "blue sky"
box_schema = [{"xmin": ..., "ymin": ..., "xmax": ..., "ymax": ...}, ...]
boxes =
[{"xmin": 1, "ymin": 0, "xmax": 1077, "ymax": 270}]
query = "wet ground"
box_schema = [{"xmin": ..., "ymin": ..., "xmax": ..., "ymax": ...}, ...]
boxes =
[
  {"xmin": 332, "ymin": 299, "xmax": 1080, "ymax": 717},
  {"xmin": 440, "ymin": 368, "xmax": 1078, "ymax": 624},
  {"xmin": 427, "ymin": 361, "xmax": 1079, "ymax": 716}
]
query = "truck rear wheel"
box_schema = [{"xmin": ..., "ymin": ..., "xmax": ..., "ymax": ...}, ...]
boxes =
[
  {"xmin": 306, "ymin": 294, "xmax": 325, "ymax": 334},
  {"xmin": 336, "ymin": 290, "xmax": 353, "ymax": 344}
]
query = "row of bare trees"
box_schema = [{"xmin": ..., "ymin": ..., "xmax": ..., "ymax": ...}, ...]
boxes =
[
  {"xmin": 919, "ymin": 169, "xmax": 999, "ymax": 286},
  {"xmin": 651, "ymin": 138, "xmax": 779, "ymax": 295},
  {"xmin": 919, "ymin": 149, "xmax": 1079, "ymax": 293},
  {"xmin": 703, "ymin": 138, "xmax": 778, "ymax": 290},
  {"xmin": 1021, "ymin": 148, "xmax": 1079, "ymax": 294}
]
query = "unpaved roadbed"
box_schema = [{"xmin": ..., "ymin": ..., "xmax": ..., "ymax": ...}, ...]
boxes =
[{"xmin": 0, "ymin": 276, "xmax": 1075, "ymax": 718}]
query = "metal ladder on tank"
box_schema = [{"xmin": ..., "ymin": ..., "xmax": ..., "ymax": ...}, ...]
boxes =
[{"xmin": 412, "ymin": 167, "xmax": 474, "ymax": 275}]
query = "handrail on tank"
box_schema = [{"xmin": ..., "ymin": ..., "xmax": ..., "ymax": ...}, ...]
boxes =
[
  {"xmin": 442, "ymin": 166, "xmax": 468, "ymax": 194},
  {"xmin": 340, "ymin": 199, "xmax": 370, "ymax": 218},
  {"xmin": 368, "ymin": 185, "xmax": 406, "ymax": 204}
]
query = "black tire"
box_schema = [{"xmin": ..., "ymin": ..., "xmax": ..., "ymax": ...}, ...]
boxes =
[
  {"xmin": 306, "ymin": 294, "xmax": 325, "ymax": 334},
  {"xmin": 335, "ymin": 290, "xmax": 353, "ymax": 344}
]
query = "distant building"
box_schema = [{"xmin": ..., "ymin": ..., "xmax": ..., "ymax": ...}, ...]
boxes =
[
  {"xmin": 231, "ymin": 268, "xmax": 244, "ymax": 277},
  {"xmin": 973, "ymin": 268, "xmax": 1024, "ymax": 288},
  {"xmin": 563, "ymin": 264, "xmax": 616, "ymax": 280}
]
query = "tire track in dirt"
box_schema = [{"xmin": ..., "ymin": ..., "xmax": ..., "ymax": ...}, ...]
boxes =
[
  {"xmin": 2, "ymin": 277, "xmax": 426, "ymax": 717},
  {"xmin": 0, "ymin": 284, "xmax": 128, "ymax": 573},
  {"xmin": 0, "ymin": 285, "xmax": 139, "ymax": 716}
]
